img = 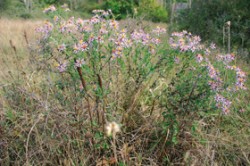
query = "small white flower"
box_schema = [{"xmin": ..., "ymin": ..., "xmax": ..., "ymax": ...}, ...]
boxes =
[{"xmin": 105, "ymin": 121, "xmax": 121, "ymax": 136}]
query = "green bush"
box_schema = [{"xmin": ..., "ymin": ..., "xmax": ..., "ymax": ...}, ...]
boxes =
[
  {"xmin": 0, "ymin": 0, "xmax": 11, "ymax": 12},
  {"xmin": 104, "ymin": 0, "xmax": 135, "ymax": 19},
  {"xmin": 38, "ymin": 0, "xmax": 60, "ymax": 5},
  {"xmin": 75, "ymin": 1, "xmax": 104, "ymax": 13},
  {"xmin": 104, "ymin": 0, "xmax": 168, "ymax": 22},
  {"xmin": 138, "ymin": 0, "xmax": 168, "ymax": 22},
  {"xmin": 19, "ymin": 12, "xmax": 32, "ymax": 19}
]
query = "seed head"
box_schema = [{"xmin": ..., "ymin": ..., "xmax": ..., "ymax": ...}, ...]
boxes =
[{"xmin": 105, "ymin": 122, "xmax": 121, "ymax": 136}]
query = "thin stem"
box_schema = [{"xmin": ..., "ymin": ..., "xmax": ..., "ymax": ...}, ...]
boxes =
[
  {"xmin": 74, "ymin": 58, "xmax": 94, "ymax": 133},
  {"xmin": 227, "ymin": 24, "xmax": 231, "ymax": 53},
  {"xmin": 112, "ymin": 133, "xmax": 118, "ymax": 163}
]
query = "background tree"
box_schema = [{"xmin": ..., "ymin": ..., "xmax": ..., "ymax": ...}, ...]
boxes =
[{"xmin": 175, "ymin": 0, "xmax": 250, "ymax": 58}]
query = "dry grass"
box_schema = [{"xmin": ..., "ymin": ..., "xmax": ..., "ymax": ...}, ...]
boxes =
[
  {"xmin": 0, "ymin": 18, "xmax": 249, "ymax": 166},
  {"xmin": 0, "ymin": 18, "xmax": 42, "ymax": 82}
]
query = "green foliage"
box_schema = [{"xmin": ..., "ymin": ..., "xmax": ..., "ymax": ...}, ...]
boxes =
[
  {"xmin": 104, "ymin": 0, "xmax": 168, "ymax": 22},
  {"xmin": 39, "ymin": 0, "xmax": 60, "ymax": 5},
  {"xmin": 175, "ymin": 0, "xmax": 250, "ymax": 56},
  {"xmin": 104, "ymin": 0, "xmax": 135, "ymax": 19},
  {"xmin": 19, "ymin": 12, "xmax": 32, "ymax": 19},
  {"xmin": 0, "ymin": 0, "xmax": 11, "ymax": 12},
  {"xmin": 137, "ymin": 0, "xmax": 168, "ymax": 22},
  {"xmin": 75, "ymin": 1, "xmax": 103, "ymax": 14}
]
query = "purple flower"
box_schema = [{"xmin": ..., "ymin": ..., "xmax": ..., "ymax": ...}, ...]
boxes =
[
  {"xmin": 96, "ymin": 35, "xmax": 104, "ymax": 43},
  {"xmin": 57, "ymin": 61, "xmax": 68, "ymax": 73},
  {"xmin": 235, "ymin": 67, "xmax": 247, "ymax": 90},
  {"xmin": 208, "ymin": 81, "xmax": 221, "ymax": 91},
  {"xmin": 90, "ymin": 15, "xmax": 101, "ymax": 24},
  {"xmin": 210, "ymin": 43, "xmax": 216, "ymax": 49},
  {"xmin": 100, "ymin": 27, "xmax": 108, "ymax": 34},
  {"xmin": 214, "ymin": 94, "xmax": 231, "ymax": 114},
  {"xmin": 152, "ymin": 26, "xmax": 166, "ymax": 36},
  {"xmin": 92, "ymin": 9, "xmax": 109, "ymax": 17},
  {"xmin": 112, "ymin": 46, "xmax": 123, "ymax": 58},
  {"xmin": 151, "ymin": 38, "xmax": 161, "ymax": 45},
  {"xmin": 206, "ymin": 62, "xmax": 221, "ymax": 82},
  {"xmin": 75, "ymin": 58, "xmax": 85, "ymax": 68},
  {"xmin": 109, "ymin": 20, "xmax": 119, "ymax": 30},
  {"xmin": 58, "ymin": 44, "xmax": 66, "ymax": 52},
  {"xmin": 53, "ymin": 16, "xmax": 59, "ymax": 23},
  {"xmin": 36, "ymin": 21, "xmax": 54, "ymax": 39},
  {"xmin": 131, "ymin": 30, "xmax": 150, "ymax": 45},
  {"xmin": 169, "ymin": 31, "xmax": 203, "ymax": 52},
  {"xmin": 73, "ymin": 40, "xmax": 89, "ymax": 53},
  {"xmin": 205, "ymin": 48, "xmax": 211, "ymax": 55},
  {"xmin": 196, "ymin": 54, "xmax": 203, "ymax": 63},
  {"xmin": 174, "ymin": 57, "xmax": 180, "ymax": 64},
  {"xmin": 59, "ymin": 21, "xmax": 77, "ymax": 34},
  {"xmin": 76, "ymin": 18, "xmax": 84, "ymax": 27},
  {"xmin": 43, "ymin": 5, "xmax": 56, "ymax": 14},
  {"xmin": 217, "ymin": 54, "xmax": 235, "ymax": 64}
]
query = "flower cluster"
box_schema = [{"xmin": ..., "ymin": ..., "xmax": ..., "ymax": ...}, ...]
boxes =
[
  {"xmin": 196, "ymin": 54, "xmax": 203, "ymax": 63},
  {"xmin": 56, "ymin": 61, "xmax": 68, "ymax": 73},
  {"xmin": 112, "ymin": 46, "xmax": 123, "ymax": 58},
  {"xmin": 92, "ymin": 9, "xmax": 109, "ymax": 17},
  {"xmin": 36, "ymin": 21, "xmax": 54, "ymax": 39},
  {"xmin": 206, "ymin": 60, "xmax": 222, "ymax": 91},
  {"xmin": 43, "ymin": 5, "xmax": 56, "ymax": 14},
  {"xmin": 115, "ymin": 29, "xmax": 132, "ymax": 48},
  {"xmin": 58, "ymin": 43, "xmax": 66, "ymax": 52},
  {"xmin": 152, "ymin": 26, "xmax": 167, "ymax": 36},
  {"xmin": 235, "ymin": 67, "xmax": 247, "ymax": 90},
  {"xmin": 36, "ymin": 9, "xmax": 247, "ymax": 115},
  {"xmin": 227, "ymin": 65, "xmax": 247, "ymax": 90},
  {"xmin": 169, "ymin": 31, "xmax": 203, "ymax": 52},
  {"xmin": 206, "ymin": 62, "xmax": 221, "ymax": 82},
  {"xmin": 73, "ymin": 40, "xmax": 89, "ymax": 53},
  {"xmin": 37, "ymin": 8, "xmax": 165, "ymax": 64},
  {"xmin": 217, "ymin": 53, "xmax": 235, "ymax": 64},
  {"xmin": 59, "ymin": 17, "xmax": 77, "ymax": 34},
  {"xmin": 214, "ymin": 94, "xmax": 231, "ymax": 114},
  {"xmin": 108, "ymin": 20, "xmax": 119, "ymax": 31},
  {"xmin": 131, "ymin": 30, "xmax": 150, "ymax": 45},
  {"xmin": 90, "ymin": 15, "xmax": 101, "ymax": 24}
]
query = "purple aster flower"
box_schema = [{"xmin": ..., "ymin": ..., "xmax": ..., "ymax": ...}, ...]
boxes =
[
  {"xmin": 58, "ymin": 43, "xmax": 66, "ymax": 52},
  {"xmin": 57, "ymin": 61, "xmax": 68, "ymax": 73},
  {"xmin": 75, "ymin": 58, "xmax": 85, "ymax": 68}
]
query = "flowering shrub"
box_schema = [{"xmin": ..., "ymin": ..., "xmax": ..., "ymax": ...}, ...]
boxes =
[{"xmin": 34, "ymin": 5, "xmax": 247, "ymax": 164}]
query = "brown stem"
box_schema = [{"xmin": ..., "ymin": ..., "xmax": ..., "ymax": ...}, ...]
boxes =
[
  {"xmin": 97, "ymin": 74, "xmax": 106, "ymax": 131},
  {"xmin": 97, "ymin": 74, "xmax": 103, "ymax": 90},
  {"xmin": 9, "ymin": 40, "xmax": 17, "ymax": 54},
  {"xmin": 77, "ymin": 68, "xmax": 87, "ymax": 91},
  {"xmin": 24, "ymin": 30, "xmax": 29, "ymax": 45},
  {"xmin": 74, "ymin": 59, "xmax": 94, "ymax": 132},
  {"xmin": 150, "ymin": 100, "xmax": 156, "ymax": 116}
]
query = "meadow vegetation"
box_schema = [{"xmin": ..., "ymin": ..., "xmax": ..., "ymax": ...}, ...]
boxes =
[{"xmin": 0, "ymin": 2, "xmax": 250, "ymax": 166}]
